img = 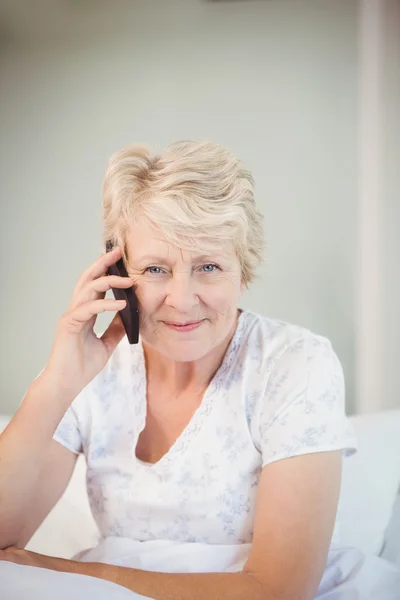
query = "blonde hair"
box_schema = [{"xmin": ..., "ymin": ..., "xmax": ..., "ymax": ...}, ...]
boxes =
[{"xmin": 102, "ymin": 140, "xmax": 265, "ymax": 286}]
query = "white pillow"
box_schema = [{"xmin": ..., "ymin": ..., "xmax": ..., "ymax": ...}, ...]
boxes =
[
  {"xmin": 337, "ymin": 409, "xmax": 400, "ymax": 555},
  {"xmin": 380, "ymin": 485, "xmax": 400, "ymax": 567}
]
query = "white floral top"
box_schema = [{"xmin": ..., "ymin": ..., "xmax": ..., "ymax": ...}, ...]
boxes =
[{"xmin": 53, "ymin": 309, "xmax": 357, "ymax": 547}]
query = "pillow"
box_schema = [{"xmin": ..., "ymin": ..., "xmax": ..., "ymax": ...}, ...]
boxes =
[
  {"xmin": 380, "ymin": 485, "xmax": 400, "ymax": 567},
  {"xmin": 337, "ymin": 409, "xmax": 400, "ymax": 555}
]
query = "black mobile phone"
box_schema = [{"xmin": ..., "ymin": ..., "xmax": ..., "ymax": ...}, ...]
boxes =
[{"xmin": 105, "ymin": 240, "xmax": 139, "ymax": 344}]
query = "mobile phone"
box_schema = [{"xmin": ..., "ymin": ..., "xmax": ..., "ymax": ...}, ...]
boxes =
[{"xmin": 105, "ymin": 240, "xmax": 139, "ymax": 344}]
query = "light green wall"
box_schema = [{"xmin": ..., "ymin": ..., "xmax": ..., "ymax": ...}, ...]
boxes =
[{"xmin": 0, "ymin": 0, "xmax": 358, "ymax": 415}]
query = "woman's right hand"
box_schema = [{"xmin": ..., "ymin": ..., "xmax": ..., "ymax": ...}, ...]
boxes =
[{"xmin": 43, "ymin": 246, "xmax": 134, "ymax": 401}]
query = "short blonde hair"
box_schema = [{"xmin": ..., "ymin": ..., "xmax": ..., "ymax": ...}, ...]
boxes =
[{"xmin": 102, "ymin": 140, "xmax": 264, "ymax": 286}]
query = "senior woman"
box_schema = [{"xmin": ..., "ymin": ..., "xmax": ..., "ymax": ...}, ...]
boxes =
[{"xmin": 1, "ymin": 141, "xmax": 399, "ymax": 600}]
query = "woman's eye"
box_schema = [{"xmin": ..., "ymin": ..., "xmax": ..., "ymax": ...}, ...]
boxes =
[
  {"xmin": 145, "ymin": 266, "xmax": 164, "ymax": 274},
  {"xmin": 201, "ymin": 264, "xmax": 218, "ymax": 273},
  {"xmin": 144, "ymin": 264, "xmax": 219, "ymax": 275}
]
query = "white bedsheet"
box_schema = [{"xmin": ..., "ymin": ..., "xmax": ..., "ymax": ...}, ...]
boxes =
[
  {"xmin": 0, "ymin": 562, "xmax": 147, "ymax": 599},
  {"xmin": 1, "ymin": 539, "xmax": 400, "ymax": 599}
]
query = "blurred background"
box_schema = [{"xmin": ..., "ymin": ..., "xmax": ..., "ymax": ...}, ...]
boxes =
[{"xmin": 0, "ymin": 0, "xmax": 398, "ymax": 416}]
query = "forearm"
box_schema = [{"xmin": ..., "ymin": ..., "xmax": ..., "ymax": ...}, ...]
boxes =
[
  {"xmin": 0, "ymin": 372, "xmax": 74, "ymax": 548},
  {"xmin": 77, "ymin": 562, "xmax": 267, "ymax": 600}
]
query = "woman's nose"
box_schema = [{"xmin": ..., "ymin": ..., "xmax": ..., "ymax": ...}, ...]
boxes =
[{"xmin": 164, "ymin": 274, "xmax": 200, "ymax": 313}]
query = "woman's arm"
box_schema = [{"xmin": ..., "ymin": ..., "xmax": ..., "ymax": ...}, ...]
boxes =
[
  {"xmin": 82, "ymin": 564, "xmax": 267, "ymax": 600},
  {"xmin": 0, "ymin": 246, "xmax": 136, "ymax": 550},
  {"xmin": 0, "ymin": 374, "xmax": 78, "ymax": 549},
  {"xmin": 1, "ymin": 450, "xmax": 341, "ymax": 600},
  {"xmin": 243, "ymin": 450, "xmax": 342, "ymax": 600},
  {"xmin": 0, "ymin": 550, "xmax": 267, "ymax": 600}
]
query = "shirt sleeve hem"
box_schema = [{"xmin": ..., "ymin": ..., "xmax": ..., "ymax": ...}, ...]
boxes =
[
  {"xmin": 261, "ymin": 443, "xmax": 358, "ymax": 468},
  {"xmin": 52, "ymin": 433, "xmax": 81, "ymax": 455}
]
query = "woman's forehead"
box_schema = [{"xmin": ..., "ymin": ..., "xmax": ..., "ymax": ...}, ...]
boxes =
[
  {"xmin": 128, "ymin": 245, "xmax": 235, "ymax": 265},
  {"xmin": 125, "ymin": 221, "xmax": 236, "ymax": 263},
  {"xmin": 126, "ymin": 238, "xmax": 234, "ymax": 266}
]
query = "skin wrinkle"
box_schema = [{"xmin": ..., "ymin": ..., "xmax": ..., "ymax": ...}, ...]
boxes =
[{"xmin": 123, "ymin": 219, "xmax": 243, "ymax": 391}]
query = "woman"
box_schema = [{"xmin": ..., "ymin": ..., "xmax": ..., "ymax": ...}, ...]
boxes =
[{"xmin": 0, "ymin": 140, "xmax": 399, "ymax": 600}]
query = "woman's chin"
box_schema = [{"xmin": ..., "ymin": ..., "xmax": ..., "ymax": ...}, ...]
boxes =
[{"xmin": 145, "ymin": 335, "xmax": 211, "ymax": 362}]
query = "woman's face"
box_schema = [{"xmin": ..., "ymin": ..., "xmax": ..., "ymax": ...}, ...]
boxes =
[{"xmin": 125, "ymin": 220, "xmax": 243, "ymax": 362}]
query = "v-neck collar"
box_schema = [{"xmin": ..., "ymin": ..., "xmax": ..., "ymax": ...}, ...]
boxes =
[{"xmin": 131, "ymin": 309, "xmax": 247, "ymax": 472}]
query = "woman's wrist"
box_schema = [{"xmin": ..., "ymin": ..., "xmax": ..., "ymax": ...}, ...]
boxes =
[{"xmin": 36, "ymin": 368, "xmax": 80, "ymax": 406}]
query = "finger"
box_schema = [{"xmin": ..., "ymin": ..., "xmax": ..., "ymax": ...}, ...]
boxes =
[
  {"xmin": 74, "ymin": 246, "xmax": 124, "ymax": 296},
  {"xmin": 64, "ymin": 298, "xmax": 126, "ymax": 330},
  {"xmin": 100, "ymin": 312, "xmax": 127, "ymax": 356},
  {"xmin": 71, "ymin": 275, "xmax": 134, "ymax": 310},
  {"xmin": 90, "ymin": 274, "xmax": 134, "ymax": 294}
]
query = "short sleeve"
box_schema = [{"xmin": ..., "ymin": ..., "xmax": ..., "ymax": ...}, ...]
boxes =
[
  {"xmin": 20, "ymin": 367, "xmax": 85, "ymax": 454},
  {"xmin": 52, "ymin": 376, "xmax": 97, "ymax": 455},
  {"xmin": 28, "ymin": 367, "xmax": 86, "ymax": 455},
  {"xmin": 53, "ymin": 401, "xmax": 82, "ymax": 455},
  {"xmin": 260, "ymin": 336, "xmax": 358, "ymax": 468}
]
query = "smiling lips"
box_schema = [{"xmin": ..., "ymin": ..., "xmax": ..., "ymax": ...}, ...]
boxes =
[{"xmin": 163, "ymin": 319, "xmax": 204, "ymax": 332}]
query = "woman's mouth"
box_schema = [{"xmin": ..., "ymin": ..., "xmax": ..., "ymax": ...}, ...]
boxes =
[{"xmin": 163, "ymin": 320, "xmax": 204, "ymax": 332}]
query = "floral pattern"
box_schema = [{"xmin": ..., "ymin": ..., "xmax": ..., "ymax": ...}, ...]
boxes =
[{"xmin": 53, "ymin": 310, "xmax": 357, "ymax": 546}]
